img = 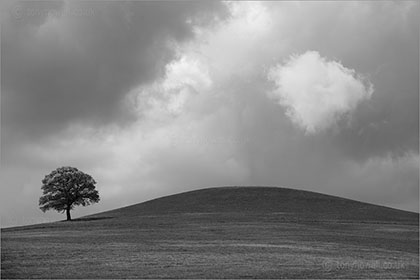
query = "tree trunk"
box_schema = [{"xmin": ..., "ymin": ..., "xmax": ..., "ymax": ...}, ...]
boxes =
[{"xmin": 66, "ymin": 207, "xmax": 71, "ymax": 221}]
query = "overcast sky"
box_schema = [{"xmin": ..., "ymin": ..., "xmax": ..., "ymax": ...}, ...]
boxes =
[{"xmin": 1, "ymin": 1, "xmax": 418, "ymax": 227}]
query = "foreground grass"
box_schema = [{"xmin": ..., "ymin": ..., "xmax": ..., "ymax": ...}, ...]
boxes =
[{"xmin": 2, "ymin": 212, "xmax": 418, "ymax": 279}]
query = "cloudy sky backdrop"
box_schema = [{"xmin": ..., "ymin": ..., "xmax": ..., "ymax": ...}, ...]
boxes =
[{"xmin": 1, "ymin": 1, "xmax": 418, "ymax": 227}]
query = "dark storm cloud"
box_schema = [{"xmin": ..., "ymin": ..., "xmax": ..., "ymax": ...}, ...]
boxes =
[{"xmin": 1, "ymin": 0, "xmax": 227, "ymax": 138}]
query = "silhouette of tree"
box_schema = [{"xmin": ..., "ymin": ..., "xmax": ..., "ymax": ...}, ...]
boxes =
[{"xmin": 39, "ymin": 166, "xmax": 100, "ymax": 221}]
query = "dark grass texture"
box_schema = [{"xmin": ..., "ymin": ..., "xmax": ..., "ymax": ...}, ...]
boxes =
[{"xmin": 2, "ymin": 186, "xmax": 419, "ymax": 279}]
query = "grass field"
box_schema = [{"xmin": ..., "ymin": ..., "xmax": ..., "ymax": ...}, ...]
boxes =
[{"xmin": 1, "ymin": 187, "xmax": 419, "ymax": 279}]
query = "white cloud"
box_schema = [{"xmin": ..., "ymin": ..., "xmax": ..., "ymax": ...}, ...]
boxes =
[
  {"xmin": 163, "ymin": 55, "xmax": 213, "ymax": 93},
  {"xmin": 127, "ymin": 55, "xmax": 213, "ymax": 117},
  {"xmin": 125, "ymin": 1, "xmax": 272, "ymax": 119},
  {"xmin": 268, "ymin": 51, "xmax": 374, "ymax": 133},
  {"xmin": 189, "ymin": 1, "xmax": 273, "ymax": 79}
]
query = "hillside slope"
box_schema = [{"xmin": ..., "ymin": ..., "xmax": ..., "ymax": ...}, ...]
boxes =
[
  {"xmin": 89, "ymin": 186, "xmax": 418, "ymax": 223},
  {"xmin": 2, "ymin": 186, "xmax": 419, "ymax": 279}
]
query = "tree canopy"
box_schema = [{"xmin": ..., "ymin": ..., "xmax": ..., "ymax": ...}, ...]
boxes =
[{"xmin": 39, "ymin": 166, "xmax": 100, "ymax": 220}]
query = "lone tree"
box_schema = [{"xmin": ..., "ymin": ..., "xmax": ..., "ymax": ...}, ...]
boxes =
[{"xmin": 39, "ymin": 166, "xmax": 100, "ymax": 221}]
